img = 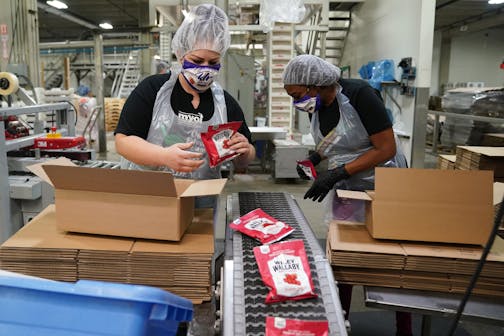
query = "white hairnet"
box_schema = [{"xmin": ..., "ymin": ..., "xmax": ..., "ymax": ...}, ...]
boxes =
[
  {"xmin": 282, "ymin": 54, "xmax": 341, "ymax": 86},
  {"xmin": 172, "ymin": 4, "xmax": 231, "ymax": 60}
]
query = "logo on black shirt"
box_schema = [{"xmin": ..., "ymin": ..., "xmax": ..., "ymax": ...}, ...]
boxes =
[{"xmin": 177, "ymin": 111, "xmax": 203, "ymax": 124}]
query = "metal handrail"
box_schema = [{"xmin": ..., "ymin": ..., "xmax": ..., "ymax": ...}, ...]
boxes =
[{"xmin": 82, "ymin": 105, "xmax": 102, "ymax": 146}]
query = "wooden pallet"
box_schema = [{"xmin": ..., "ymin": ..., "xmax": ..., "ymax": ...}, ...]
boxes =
[{"xmin": 105, "ymin": 98, "xmax": 125, "ymax": 132}]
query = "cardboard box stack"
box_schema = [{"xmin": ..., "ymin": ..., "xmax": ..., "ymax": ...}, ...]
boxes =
[
  {"xmin": 0, "ymin": 206, "xmax": 215, "ymax": 304},
  {"xmin": 0, "ymin": 158, "xmax": 226, "ymax": 304},
  {"xmin": 328, "ymin": 223, "xmax": 504, "ymax": 297},
  {"xmin": 455, "ymin": 146, "xmax": 504, "ymax": 180},
  {"xmin": 328, "ymin": 167, "xmax": 504, "ymax": 298},
  {"xmin": 437, "ymin": 154, "xmax": 456, "ymax": 170}
]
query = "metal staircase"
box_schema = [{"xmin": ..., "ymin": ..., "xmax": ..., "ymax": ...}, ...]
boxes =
[
  {"xmin": 115, "ymin": 50, "xmax": 141, "ymax": 98},
  {"xmin": 324, "ymin": 8, "xmax": 351, "ymax": 66}
]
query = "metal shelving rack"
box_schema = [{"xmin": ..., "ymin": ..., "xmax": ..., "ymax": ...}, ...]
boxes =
[{"xmin": 267, "ymin": 22, "xmax": 294, "ymax": 131}]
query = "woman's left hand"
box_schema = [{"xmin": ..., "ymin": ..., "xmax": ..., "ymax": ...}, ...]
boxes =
[{"xmin": 227, "ymin": 132, "xmax": 251, "ymax": 156}]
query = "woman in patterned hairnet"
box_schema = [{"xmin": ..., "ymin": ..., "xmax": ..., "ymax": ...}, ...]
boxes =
[
  {"xmin": 115, "ymin": 4, "xmax": 255, "ymax": 209},
  {"xmin": 283, "ymin": 54, "xmax": 411, "ymax": 336}
]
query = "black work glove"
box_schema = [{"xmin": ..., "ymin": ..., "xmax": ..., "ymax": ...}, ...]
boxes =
[
  {"xmin": 304, "ymin": 165, "xmax": 350, "ymax": 202},
  {"xmin": 296, "ymin": 152, "xmax": 322, "ymax": 180}
]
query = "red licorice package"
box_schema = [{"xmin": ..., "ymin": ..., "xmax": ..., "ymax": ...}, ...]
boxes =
[
  {"xmin": 253, "ymin": 239, "xmax": 317, "ymax": 303},
  {"xmin": 296, "ymin": 160, "xmax": 317, "ymax": 180},
  {"xmin": 265, "ymin": 316, "xmax": 329, "ymax": 336},
  {"xmin": 229, "ymin": 208, "xmax": 294, "ymax": 244},
  {"xmin": 201, "ymin": 121, "xmax": 243, "ymax": 168}
]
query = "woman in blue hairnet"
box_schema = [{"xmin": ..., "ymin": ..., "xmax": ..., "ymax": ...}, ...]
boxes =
[
  {"xmin": 283, "ymin": 54, "xmax": 411, "ymax": 336},
  {"xmin": 115, "ymin": 4, "xmax": 255, "ymax": 208}
]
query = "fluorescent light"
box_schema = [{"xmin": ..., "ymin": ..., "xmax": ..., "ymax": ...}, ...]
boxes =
[
  {"xmin": 488, "ymin": 0, "xmax": 504, "ymax": 4},
  {"xmin": 99, "ymin": 22, "xmax": 113, "ymax": 30},
  {"xmin": 46, "ymin": 0, "xmax": 68, "ymax": 9}
]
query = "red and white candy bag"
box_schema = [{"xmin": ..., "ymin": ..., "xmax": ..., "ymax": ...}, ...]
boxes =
[
  {"xmin": 296, "ymin": 160, "xmax": 317, "ymax": 180},
  {"xmin": 265, "ymin": 316, "xmax": 329, "ymax": 336},
  {"xmin": 201, "ymin": 121, "xmax": 243, "ymax": 168},
  {"xmin": 229, "ymin": 208, "xmax": 294, "ymax": 244},
  {"xmin": 253, "ymin": 239, "xmax": 317, "ymax": 303}
]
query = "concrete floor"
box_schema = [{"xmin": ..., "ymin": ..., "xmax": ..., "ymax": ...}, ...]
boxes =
[{"xmin": 99, "ymin": 133, "xmax": 503, "ymax": 336}]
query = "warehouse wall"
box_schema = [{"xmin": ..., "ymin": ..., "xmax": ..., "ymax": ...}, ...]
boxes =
[
  {"xmin": 341, "ymin": 0, "xmax": 435, "ymax": 167},
  {"xmin": 431, "ymin": 27, "xmax": 504, "ymax": 96},
  {"xmin": 447, "ymin": 28, "xmax": 504, "ymax": 88}
]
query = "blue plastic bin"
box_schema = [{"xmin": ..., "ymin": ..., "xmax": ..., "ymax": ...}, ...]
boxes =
[{"xmin": 0, "ymin": 272, "xmax": 193, "ymax": 336}]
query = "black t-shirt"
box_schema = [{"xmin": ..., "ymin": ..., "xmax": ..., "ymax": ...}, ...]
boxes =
[
  {"xmin": 316, "ymin": 78, "xmax": 392, "ymax": 137},
  {"xmin": 115, "ymin": 72, "xmax": 252, "ymax": 142}
]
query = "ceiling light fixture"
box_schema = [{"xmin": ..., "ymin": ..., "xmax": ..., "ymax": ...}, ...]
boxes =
[
  {"xmin": 46, "ymin": 0, "xmax": 68, "ymax": 9},
  {"xmin": 99, "ymin": 22, "xmax": 113, "ymax": 30},
  {"xmin": 488, "ymin": 0, "xmax": 504, "ymax": 4}
]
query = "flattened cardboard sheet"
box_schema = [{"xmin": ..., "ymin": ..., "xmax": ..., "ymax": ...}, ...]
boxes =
[{"xmin": 457, "ymin": 146, "xmax": 504, "ymax": 157}]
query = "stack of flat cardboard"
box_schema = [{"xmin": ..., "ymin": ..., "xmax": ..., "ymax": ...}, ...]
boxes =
[
  {"xmin": 481, "ymin": 133, "xmax": 504, "ymax": 147},
  {"xmin": 437, "ymin": 154, "xmax": 456, "ymax": 170},
  {"xmin": 326, "ymin": 224, "xmax": 405, "ymax": 270},
  {"xmin": 455, "ymin": 146, "xmax": 504, "ymax": 178},
  {"xmin": 328, "ymin": 223, "xmax": 504, "ymax": 297},
  {"xmin": 129, "ymin": 209, "xmax": 214, "ymax": 302},
  {"xmin": 0, "ymin": 205, "xmax": 214, "ymax": 304},
  {"xmin": 0, "ymin": 248, "xmax": 76, "ymax": 282}
]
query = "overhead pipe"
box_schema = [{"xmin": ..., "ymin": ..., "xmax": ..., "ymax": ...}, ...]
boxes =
[
  {"xmin": 40, "ymin": 39, "xmax": 147, "ymax": 49},
  {"xmin": 37, "ymin": 2, "xmax": 100, "ymax": 30}
]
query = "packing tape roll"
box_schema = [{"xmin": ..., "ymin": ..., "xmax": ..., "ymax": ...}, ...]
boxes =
[{"xmin": 0, "ymin": 72, "xmax": 20, "ymax": 96}]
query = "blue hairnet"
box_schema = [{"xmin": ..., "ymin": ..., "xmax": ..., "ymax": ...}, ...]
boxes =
[
  {"xmin": 76, "ymin": 84, "xmax": 90, "ymax": 96},
  {"xmin": 282, "ymin": 55, "xmax": 341, "ymax": 86},
  {"xmin": 171, "ymin": 4, "xmax": 231, "ymax": 60}
]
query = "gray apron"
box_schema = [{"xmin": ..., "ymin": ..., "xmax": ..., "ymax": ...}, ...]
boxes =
[
  {"xmin": 120, "ymin": 70, "xmax": 228, "ymax": 208},
  {"xmin": 311, "ymin": 85, "xmax": 407, "ymax": 222}
]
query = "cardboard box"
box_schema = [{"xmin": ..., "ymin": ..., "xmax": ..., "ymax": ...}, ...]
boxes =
[
  {"xmin": 28, "ymin": 158, "xmax": 227, "ymax": 241},
  {"xmin": 337, "ymin": 168, "xmax": 494, "ymax": 245}
]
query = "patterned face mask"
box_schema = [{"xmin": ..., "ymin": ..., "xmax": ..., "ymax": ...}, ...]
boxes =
[
  {"xmin": 293, "ymin": 94, "xmax": 321, "ymax": 113},
  {"xmin": 181, "ymin": 59, "xmax": 221, "ymax": 92}
]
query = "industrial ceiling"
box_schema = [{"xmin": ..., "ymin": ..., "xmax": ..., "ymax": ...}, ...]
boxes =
[{"xmin": 35, "ymin": 0, "xmax": 504, "ymax": 42}]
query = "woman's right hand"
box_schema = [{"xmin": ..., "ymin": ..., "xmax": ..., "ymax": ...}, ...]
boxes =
[{"xmin": 162, "ymin": 142, "xmax": 204, "ymax": 172}]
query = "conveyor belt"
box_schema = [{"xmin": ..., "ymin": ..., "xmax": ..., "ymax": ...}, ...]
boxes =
[{"xmin": 223, "ymin": 192, "xmax": 347, "ymax": 336}]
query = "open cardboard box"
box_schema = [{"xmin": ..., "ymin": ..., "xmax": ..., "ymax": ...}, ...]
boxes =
[
  {"xmin": 28, "ymin": 158, "xmax": 227, "ymax": 241},
  {"xmin": 337, "ymin": 168, "xmax": 494, "ymax": 246}
]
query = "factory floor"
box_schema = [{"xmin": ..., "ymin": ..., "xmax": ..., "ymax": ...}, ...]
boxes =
[{"xmin": 99, "ymin": 133, "xmax": 503, "ymax": 336}]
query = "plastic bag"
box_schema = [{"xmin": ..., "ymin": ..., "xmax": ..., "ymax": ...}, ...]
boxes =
[
  {"xmin": 265, "ymin": 316, "xmax": 329, "ymax": 336},
  {"xmin": 200, "ymin": 121, "xmax": 242, "ymax": 168},
  {"xmin": 230, "ymin": 208, "xmax": 294, "ymax": 244},
  {"xmin": 368, "ymin": 59, "xmax": 395, "ymax": 90},
  {"xmin": 358, "ymin": 61, "xmax": 375, "ymax": 80},
  {"xmin": 254, "ymin": 239, "xmax": 317, "ymax": 303},
  {"xmin": 260, "ymin": 0, "xmax": 306, "ymax": 32},
  {"xmin": 296, "ymin": 159, "xmax": 317, "ymax": 180}
]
